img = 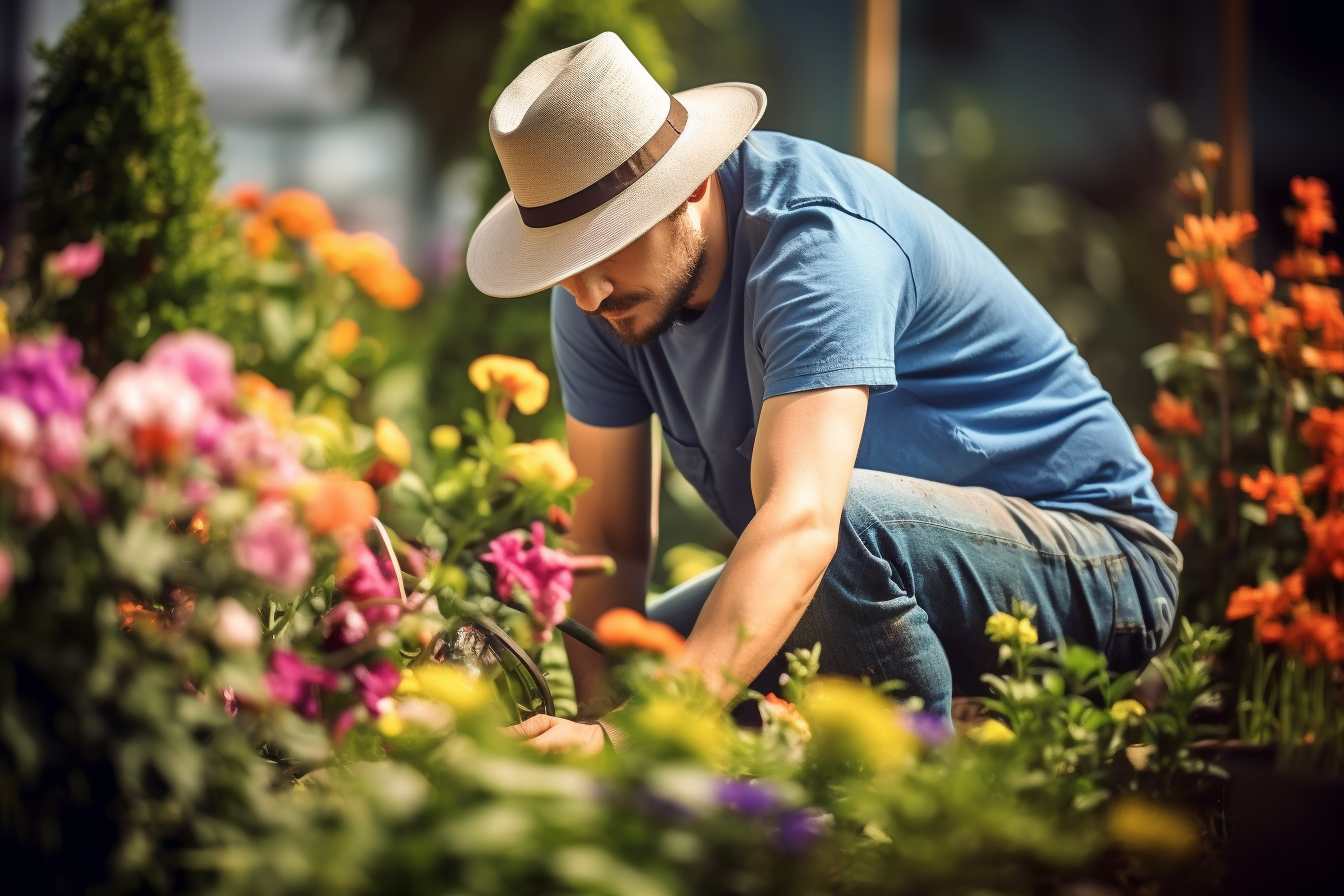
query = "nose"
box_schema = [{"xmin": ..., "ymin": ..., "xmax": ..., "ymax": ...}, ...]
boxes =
[{"xmin": 561, "ymin": 270, "xmax": 613, "ymax": 313}]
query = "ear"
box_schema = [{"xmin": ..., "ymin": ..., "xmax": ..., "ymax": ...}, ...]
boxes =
[{"xmin": 687, "ymin": 177, "xmax": 711, "ymax": 204}]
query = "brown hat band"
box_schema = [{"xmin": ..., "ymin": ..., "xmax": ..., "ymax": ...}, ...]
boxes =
[{"xmin": 516, "ymin": 94, "xmax": 688, "ymax": 229}]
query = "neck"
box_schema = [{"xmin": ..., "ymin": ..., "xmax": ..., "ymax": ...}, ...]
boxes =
[{"xmin": 684, "ymin": 173, "xmax": 728, "ymax": 313}]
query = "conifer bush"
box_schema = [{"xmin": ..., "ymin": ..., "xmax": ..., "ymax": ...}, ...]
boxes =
[{"xmin": 21, "ymin": 0, "xmax": 247, "ymax": 372}]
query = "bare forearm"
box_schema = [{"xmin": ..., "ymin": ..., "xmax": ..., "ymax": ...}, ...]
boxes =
[{"xmin": 678, "ymin": 509, "xmax": 836, "ymax": 703}]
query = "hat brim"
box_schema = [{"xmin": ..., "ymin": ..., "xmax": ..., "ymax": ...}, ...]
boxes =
[{"xmin": 466, "ymin": 82, "xmax": 767, "ymax": 298}]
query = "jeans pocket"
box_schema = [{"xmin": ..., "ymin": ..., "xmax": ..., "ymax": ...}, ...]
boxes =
[{"xmin": 1104, "ymin": 556, "xmax": 1160, "ymax": 673}]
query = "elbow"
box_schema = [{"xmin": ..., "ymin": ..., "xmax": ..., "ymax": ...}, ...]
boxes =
[{"xmin": 764, "ymin": 503, "xmax": 841, "ymax": 570}]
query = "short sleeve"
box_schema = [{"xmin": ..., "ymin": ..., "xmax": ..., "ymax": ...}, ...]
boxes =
[
  {"xmin": 747, "ymin": 205, "xmax": 916, "ymax": 400},
  {"xmin": 550, "ymin": 285, "xmax": 653, "ymax": 427}
]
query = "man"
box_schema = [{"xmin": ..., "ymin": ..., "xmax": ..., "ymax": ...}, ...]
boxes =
[{"xmin": 467, "ymin": 33, "xmax": 1179, "ymax": 752}]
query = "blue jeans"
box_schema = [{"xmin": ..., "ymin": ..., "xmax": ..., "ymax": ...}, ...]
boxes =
[{"xmin": 647, "ymin": 470, "xmax": 1181, "ymax": 719}]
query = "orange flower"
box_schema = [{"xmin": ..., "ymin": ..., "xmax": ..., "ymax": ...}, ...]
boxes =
[
  {"xmin": 354, "ymin": 262, "xmax": 422, "ymax": 310},
  {"xmin": 303, "ymin": 471, "xmax": 378, "ymax": 539},
  {"xmin": 1300, "ymin": 346, "xmax": 1344, "ymax": 373},
  {"xmin": 1215, "ymin": 258, "xmax": 1274, "ymax": 311},
  {"xmin": 1226, "ymin": 571, "xmax": 1304, "ymax": 644},
  {"xmin": 1133, "ymin": 425, "xmax": 1180, "ymax": 502},
  {"xmin": 242, "ymin": 214, "xmax": 279, "ymax": 259},
  {"xmin": 1248, "ymin": 305, "xmax": 1302, "ymax": 357},
  {"xmin": 1304, "ymin": 511, "xmax": 1344, "ymax": 580},
  {"xmin": 1169, "ymin": 262, "xmax": 1199, "ymax": 294},
  {"xmin": 1194, "ymin": 141, "xmax": 1223, "ymax": 170},
  {"xmin": 1300, "ymin": 407, "xmax": 1344, "ymax": 461},
  {"xmin": 1290, "ymin": 283, "xmax": 1344, "ymax": 347},
  {"xmin": 236, "ymin": 372, "xmax": 293, "ymax": 432},
  {"xmin": 1276, "ymin": 247, "xmax": 1344, "ymax": 283},
  {"xmin": 311, "ymin": 230, "xmax": 395, "ymax": 275},
  {"xmin": 468, "ymin": 355, "xmax": 550, "ymax": 415},
  {"xmin": 226, "ymin": 182, "xmax": 266, "ymax": 212},
  {"xmin": 593, "ymin": 607, "xmax": 686, "ymax": 657},
  {"xmin": 1239, "ymin": 468, "xmax": 1302, "ymax": 523},
  {"xmin": 266, "ymin": 188, "xmax": 336, "ymax": 240},
  {"xmin": 1282, "ymin": 605, "xmax": 1344, "ymax": 667},
  {"xmin": 327, "ymin": 318, "xmax": 361, "ymax": 359},
  {"xmin": 1167, "ymin": 212, "xmax": 1257, "ymax": 258},
  {"xmin": 1151, "ymin": 390, "xmax": 1203, "ymax": 436},
  {"xmin": 1290, "ymin": 176, "xmax": 1336, "ymax": 249}
]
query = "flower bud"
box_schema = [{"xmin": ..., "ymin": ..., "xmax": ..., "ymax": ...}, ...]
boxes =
[{"xmin": 213, "ymin": 597, "xmax": 262, "ymax": 652}]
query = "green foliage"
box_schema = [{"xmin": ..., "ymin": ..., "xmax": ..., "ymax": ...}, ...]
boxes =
[{"xmin": 21, "ymin": 0, "xmax": 248, "ymax": 372}]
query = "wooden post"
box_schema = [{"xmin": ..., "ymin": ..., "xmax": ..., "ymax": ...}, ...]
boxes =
[
  {"xmin": 1220, "ymin": 0, "xmax": 1252, "ymax": 240},
  {"xmin": 855, "ymin": 0, "xmax": 900, "ymax": 175}
]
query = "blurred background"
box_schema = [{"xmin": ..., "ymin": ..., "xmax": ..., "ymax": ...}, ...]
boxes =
[{"xmin": 3, "ymin": 0, "xmax": 1343, "ymax": 587}]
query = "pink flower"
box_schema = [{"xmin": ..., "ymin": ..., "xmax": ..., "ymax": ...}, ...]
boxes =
[
  {"xmin": 336, "ymin": 540, "xmax": 401, "ymax": 601},
  {"xmin": 206, "ymin": 415, "xmax": 305, "ymax": 492},
  {"xmin": 222, "ymin": 686, "xmax": 239, "ymax": 717},
  {"xmin": 86, "ymin": 361, "xmax": 203, "ymax": 464},
  {"xmin": 212, "ymin": 597, "xmax": 262, "ymax": 652},
  {"xmin": 233, "ymin": 500, "xmax": 314, "ymax": 593},
  {"xmin": 51, "ymin": 239, "xmax": 103, "ymax": 281},
  {"xmin": 322, "ymin": 599, "xmax": 370, "ymax": 649},
  {"xmin": 350, "ymin": 660, "xmax": 401, "ymax": 715},
  {"xmin": 39, "ymin": 413, "xmax": 84, "ymax": 473},
  {"xmin": 0, "ymin": 545, "xmax": 12, "ymax": 602},
  {"xmin": 481, "ymin": 522, "xmax": 578, "ymax": 637},
  {"xmin": 182, "ymin": 475, "xmax": 219, "ymax": 507},
  {"xmin": 264, "ymin": 649, "xmax": 341, "ymax": 719},
  {"xmin": 0, "ymin": 396, "xmax": 39, "ymax": 453},
  {"xmin": 143, "ymin": 330, "xmax": 237, "ymax": 409}
]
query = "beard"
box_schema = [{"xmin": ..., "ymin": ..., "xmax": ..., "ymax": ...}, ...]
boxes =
[{"xmin": 588, "ymin": 212, "xmax": 709, "ymax": 347}]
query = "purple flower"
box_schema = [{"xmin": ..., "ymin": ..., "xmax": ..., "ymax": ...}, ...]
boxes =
[
  {"xmin": 233, "ymin": 500, "xmax": 314, "ymax": 593},
  {"xmin": 0, "ymin": 334, "xmax": 96, "ymax": 422},
  {"xmin": 716, "ymin": 778, "xmax": 780, "ymax": 816},
  {"xmin": 143, "ymin": 330, "xmax": 237, "ymax": 409},
  {"xmin": 351, "ymin": 660, "xmax": 401, "ymax": 715},
  {"xmin": 774, "ymin": 809, "xmax": 828, "ymax": 854},
  {"xmin": 901, "ymin": 710, "xmax": 954, "ymax": 748},
  {"xmin": 264, "ymin": 649, "xmax": 341, "ymax": 719}
]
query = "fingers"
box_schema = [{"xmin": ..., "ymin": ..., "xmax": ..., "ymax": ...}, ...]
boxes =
[{"xmin": 500, "ymin": 713, "xmax": 557, "ymax": 739}]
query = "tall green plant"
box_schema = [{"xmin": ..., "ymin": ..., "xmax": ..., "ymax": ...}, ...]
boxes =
[{"xmin": 21, "ymin": 0, "xmax": 246, "ymax": 372}]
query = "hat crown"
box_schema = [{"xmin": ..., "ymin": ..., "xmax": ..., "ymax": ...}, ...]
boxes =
[{"xmin": 489, "ymin": 32, "xmax": 672, "ymax": 209}]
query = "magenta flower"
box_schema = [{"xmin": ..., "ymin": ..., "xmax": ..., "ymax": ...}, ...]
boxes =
[
  {"xmin": 51, "ymin": 239, "xmax": 103, "ymax": 281},
  {"xmin": 322, "ymin": 599, "xmax": 370, "ymax": 649},
  {"xmin": 480, "ymin": 522, "xmax": 578, "ymax": 638},
  {"xmin": 351, "ymin": 660, "xmax": 401, "ymax": 715},
  {"xmin": 0, "ymin": 334, "xmax": 96, "ymax": 422},
  {"xmin": 336, "ymin": 540, "xmax": 402, "ymax": 601},
  {"xmin": 264, "ymin": 649, "xmax": 341, "ymax": 719},
  {"xmin": 143, "ymin": 330, "xmax": 237, "ymax": 408},
  {"xmin": 233, "ymin": 500, "xmax": 314, "ymax": 593}
]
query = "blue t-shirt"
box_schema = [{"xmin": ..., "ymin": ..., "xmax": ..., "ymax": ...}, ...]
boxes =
[{"xmin": 551, "ymin": 132, "xmax": 1175, "ymax": 539}]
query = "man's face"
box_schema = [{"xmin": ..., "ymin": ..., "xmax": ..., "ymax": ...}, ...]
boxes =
[{"xmin": 558, "ymin": 204, "xmax": 708, "ymax": 347}]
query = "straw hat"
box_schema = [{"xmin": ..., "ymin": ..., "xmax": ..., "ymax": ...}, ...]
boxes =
[{"xmin": 466, "ymin": 32, "xmax": 766, "ymax": 298}]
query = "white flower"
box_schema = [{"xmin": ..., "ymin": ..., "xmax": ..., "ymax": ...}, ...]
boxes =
[{"xmin": 212, "ymin": 597, "xmax": 263, "ymax": 653}]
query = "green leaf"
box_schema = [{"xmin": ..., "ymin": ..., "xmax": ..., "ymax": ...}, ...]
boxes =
[{"xmin": 99, "ymin": 515, "xmax": 182, "ymax": 593}]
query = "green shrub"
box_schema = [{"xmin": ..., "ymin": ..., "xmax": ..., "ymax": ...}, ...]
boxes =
[{"xmin": 21, "ymin": 0, "xmax": 247, "ymax": 372}]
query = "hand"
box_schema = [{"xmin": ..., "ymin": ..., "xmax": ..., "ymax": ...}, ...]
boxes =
[{"xmin": 501, "ymin": 714, "xmax": 607, "ymax": 755}]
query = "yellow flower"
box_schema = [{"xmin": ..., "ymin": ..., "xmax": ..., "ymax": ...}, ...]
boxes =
[
  {"xmin": 633, "ymin": 697, "xmax": 733, "ymax": 767},
  {"xmin": 505, "ymin": 438, "xmax": 578, "ymax": 490},
  {"xmin": 376, "ymin": 704, "xmax": 406, "ymax": 738},
  {"xmin": 1016, "ymin": 617, "xmax": 1039, "ymax": 645},
  {"xmin": 1109, "ymin": 699, "xmax": 1147, "ymax": 723},
  {"xmin": 374, "ymin": 417, "xmax": 412, "ymax": 468},
  {"xmin": 985, "ymin": 612, "xmax": 1020, "ymax": 644},
  {"xmin": 430, "ymin": 425, "xmax": 461, "ymax": 452},
  {"xmin": 327, "ymin": 318, "xmax": 361, "ymax": 359},
  {"xmin": 236, "ymin": 372, "xmax": 293, "ymax": 432},
  {"xmin": 406, "ymin": 665, "xmax": 492, "ymax": 715},
  {"xmin": 969, "ymin": 718, "xmax": 1017, "ymax": 745},
  {"xmin": 1106, "ymin": 797, "xmax": 1200, "ymax": 860},
  {"xmin": 468, "ymin": 354, "xmax": 549, "ymax": 415},
  {"xmin": 803, "ymin": 677, "xmax": 915, "ymax": 772}
]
